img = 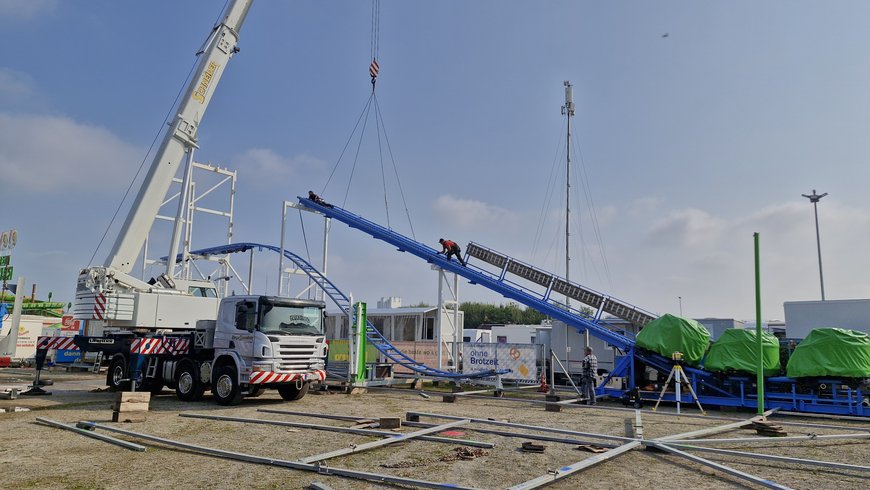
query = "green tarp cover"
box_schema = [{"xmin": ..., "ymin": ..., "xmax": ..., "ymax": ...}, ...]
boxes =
[
  {"xmin": 636, "ymin": 313, "xmax": 711, "ymax": 365},
  {"xmin": 704, "ymin": 328, "xmax": 780, "ymax": 376},
  {"xmin": 786, "ymin": 328, "xmax": 870, "ymax": 378}
]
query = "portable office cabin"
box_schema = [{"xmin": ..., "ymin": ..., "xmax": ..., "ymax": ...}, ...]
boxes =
[
  {"xmin": 324, "ymin": 306, "xmax": 463, "ymax": 343},
  {"xmin": 784, "ymin": 299, "xmax": 870, "ymax": 340}
]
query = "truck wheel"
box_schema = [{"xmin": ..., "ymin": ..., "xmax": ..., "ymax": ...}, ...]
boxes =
[
  {"xmin": 106, "ymin": 356, "xmax": 131, "ymax": 391},
  {"xmin": 175, "ymin": 363, "xmax": 204, "ymax": 402},
  {"xmin": 212, "ymin": 364, "xmax": 244, "ymax": 406},
  {"xmin": 247, "ymin": 387, "xmax": 265, "ymax": 398},
  {"xmin": 277, "ymin": 381, "xmax": 309, "ymax": 401}
]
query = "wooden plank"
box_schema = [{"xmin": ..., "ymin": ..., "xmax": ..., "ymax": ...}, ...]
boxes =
[
  {"xmin": 118, "ymin": 392, "xmax": 151, "ymax": 403},
  {"xmin": 379, "ymin": 417, "xmax": 401, "ymax": 429},
  {"xmin": 114, "ymin": 402, "xmax": 150, "ymax": 412}
]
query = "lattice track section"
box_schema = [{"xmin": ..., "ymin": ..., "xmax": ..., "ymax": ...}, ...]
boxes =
[{"xmin": 466, "ymin": 242, "xmax": 655, "ymax": 326}]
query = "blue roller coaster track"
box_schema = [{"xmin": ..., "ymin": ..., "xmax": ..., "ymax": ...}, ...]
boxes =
[
  {"xmin": 289, "ymin": 197, "xmax": 868, "ymax": 416},
  {"xmin": 177, "ymin": 242, "xmax": 505, "ymax": 380}
]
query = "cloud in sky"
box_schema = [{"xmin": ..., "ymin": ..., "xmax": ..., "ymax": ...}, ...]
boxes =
[
  {"xmin": 0, "ymin": 68, "xmax": 34, "ymax": 98},
  {"xmin": 0, "ymin": 0, "xmax": 57, "ymax": 20},
  {"xmin": 646, "ymin": 208, "xmax": 726, "ymax": 248},
  {"xmin": 0, "ymin": 113, "xmax": 140, "ymax": 193},
  {"xmin": 432, "ymin": 194, "xmax": 521, "ymax": 231},
  {"xmin": 234, "ymin": 148, "xmax": 326, "ymax": 184},
  {"xmin": 621, "ymin": 200, "xmax": 870, "ymax": 319}
]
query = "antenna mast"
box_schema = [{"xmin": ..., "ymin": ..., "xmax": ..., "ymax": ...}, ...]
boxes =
[{"xmin": 561, "ymin": 81, "xmax": 575, "ymax": 308}]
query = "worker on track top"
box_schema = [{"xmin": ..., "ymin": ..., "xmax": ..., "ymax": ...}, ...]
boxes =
[
  {"xmin": 437, "ymin": 238, "xmax": 466, "ymax": 266},
  {"xmin": 308, "ymin": 190, "xmax": 334, "ymax": 208}
]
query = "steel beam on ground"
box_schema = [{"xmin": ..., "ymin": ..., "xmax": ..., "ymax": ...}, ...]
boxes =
[
  {"xmin": 35, "ymin": 418, "xmax": 146, "ymax": 452},
  {"xmin": 258, "ymin": 408, "xmax": 372, "ymax": 423},
  {"xmin": 258, "ymin": 407, "xmax": 615, "ymax": 448},
  {"xmin": 369, "ymin": 386, "xmax": 724, "ymax": 421},
  {"xmin": 776, "ymin": 410, "xmax": 869, "ymax": 422},
  {"xmin": 664, "ymin": 433, "xmax": 870, "ymax": 445},
  {"xmin": 655, "ymin": 416, "xmax": 760, "ymax": 442},
  {"xmin": 180, "ymin": 413, "xmax": 493, "ymax": 449},
  {"xmin": 406, "ymin": 412, "xmax": 634, "ymax": 442},
  {"xmin": 767, "ymin": 419, "xmax": 870, "ymax": 433},
  {"xmin": 401, "ymin": 420, "xmax": 618, "ymax": 448},
  {"xmin": 648, "ymin": 442, "xmax": 792, "ymax": 490},
  {"xmin": 372, "ymin": 386, "xmax": 802, "ymax": 426},
  {"xmin": 79, "ymin": 421, "xmax": 477, "ymax": 490},
  {"xmin": 667, "ymin": 443, "xmax": 870, "ymax": 473},
  {"xmin": 507, "ymin": 441, "xmax": 642, "ymax": 490},
  {"xmin": 299, "ymin": 419, "xmax": 470, "ymax": 464}
]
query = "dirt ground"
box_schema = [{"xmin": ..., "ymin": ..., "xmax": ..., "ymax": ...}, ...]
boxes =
[{"xmin": 1, "ymin": 368, "xmax": 868, "ymax": 489}]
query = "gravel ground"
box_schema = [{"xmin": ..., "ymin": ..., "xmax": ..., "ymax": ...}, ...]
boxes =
[{"xmin": 1, "ymin": 369, "xmax": 868, "ymax": 489}]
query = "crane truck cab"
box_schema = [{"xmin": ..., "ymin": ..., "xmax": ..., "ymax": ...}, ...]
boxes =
[
  {"xmin": 205, "ymin": 295, "xmax": 328, "ymax": 404},
  {"xmin": 72, "ymin": 294, "xmax": 328, "ymax": 406}
]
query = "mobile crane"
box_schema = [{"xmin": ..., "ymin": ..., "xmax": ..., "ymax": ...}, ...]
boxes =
[{"xmin": 67, "ymin": 0, "xmax": 328, "ymax": 405}]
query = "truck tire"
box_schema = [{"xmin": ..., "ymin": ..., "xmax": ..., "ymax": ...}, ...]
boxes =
[
  {"xmin": 107, "ymin": 356, "xmax": 131, "ymax": 391},
  {"xmin": 277, "ymin": 381, "xmax": 309, "ymax": 401},
  {"xmin": 212, "ymin": 364, "xmax": 244, "ymax": 406},
  {"xmin": 175, "ymin": 362, "xmax": 205, "ymax": 402}
]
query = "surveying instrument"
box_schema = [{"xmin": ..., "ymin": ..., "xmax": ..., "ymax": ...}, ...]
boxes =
[{"xmin": 652, "ymin": 352, "xmax": 706, "ymax": 415}]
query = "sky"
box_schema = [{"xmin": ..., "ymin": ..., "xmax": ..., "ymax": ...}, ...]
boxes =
[{"xmin": 2, "ymin": 0, "xmax": 870, "ymax": 322}]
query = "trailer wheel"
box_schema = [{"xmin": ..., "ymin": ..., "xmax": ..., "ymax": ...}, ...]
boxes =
[
  {"xmin": 107, "ymin": 356, "xmax": 130, "ymax": 391},
  {"xmin": 175, "ymin": 363, "xmax": 204, "ymax": 402},
  {"xmin": 277, "ymin": 381, "xmax": 309, "ymax": 401},
  {"xmin": 212, "ymin": 364, "xmax": 244, "ymax": 406}
]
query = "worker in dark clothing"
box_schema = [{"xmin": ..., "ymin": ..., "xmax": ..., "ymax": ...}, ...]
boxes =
[
  {"xmin": 581, "ymin": 346, "xmax": 598, "ymax": 405},
  {"xmin": 308, "ymin": 190, "xmax": 333, "ymax": 208},
  {"xmin": 437, "ymin": 238, "xmax": 466, "ymax": 266}
]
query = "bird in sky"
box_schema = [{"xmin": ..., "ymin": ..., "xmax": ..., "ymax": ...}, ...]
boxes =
[{"xmin": 662, "ymin": 33, "xmax": 669, "ymax": 38}]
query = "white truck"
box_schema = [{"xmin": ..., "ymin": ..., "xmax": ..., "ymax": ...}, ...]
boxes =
[
  {"xmin": 75, "ymin": 295, "xmax": 328, "ymax": 405},
  {"xmin": 68, "ymin": 0, "xmax": 329, "ymax": 404}
]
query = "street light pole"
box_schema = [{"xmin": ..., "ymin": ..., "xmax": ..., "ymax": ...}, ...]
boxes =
[
  {"xmin": 678, "ymin": 296, "xmax": 683, "ymax": 316},
  {"xmin": 801, "ymin": 189, "xmax": 828, "ymax": 301}
]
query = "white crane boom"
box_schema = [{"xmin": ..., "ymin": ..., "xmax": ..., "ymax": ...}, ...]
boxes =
[{"xmin": 105, "ymin": 0, "xmax": 253, "ymax": 274}]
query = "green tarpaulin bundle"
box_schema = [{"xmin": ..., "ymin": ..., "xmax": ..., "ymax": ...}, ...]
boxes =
[
  {"xmin": 636, "ymin": 313, "xmax": 711, "ymax": 365},
  {"xmin": 786, "ymin": 328, "xmax": 870, "ymax": 378},
  {"xmin": 704, "ymin": 328, "xmax": 780, "ymax": 376}
]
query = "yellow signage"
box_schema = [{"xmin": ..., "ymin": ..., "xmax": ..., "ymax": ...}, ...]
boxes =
[{"xmin": 192, "ymin": 61, "xmax": 220, "ymax": 103}]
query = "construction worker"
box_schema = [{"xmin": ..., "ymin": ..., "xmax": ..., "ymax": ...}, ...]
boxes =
[
  {"xmin": 581, "ymin": 346, "xmax": 598, "ymax": 405},
  {"xmin": 308, "ymin": 190, "xmax": 333, "ymax": 208},
  {"xmin": 437, "ymin": 238, "xmax": 466, "ymax": 266}
]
